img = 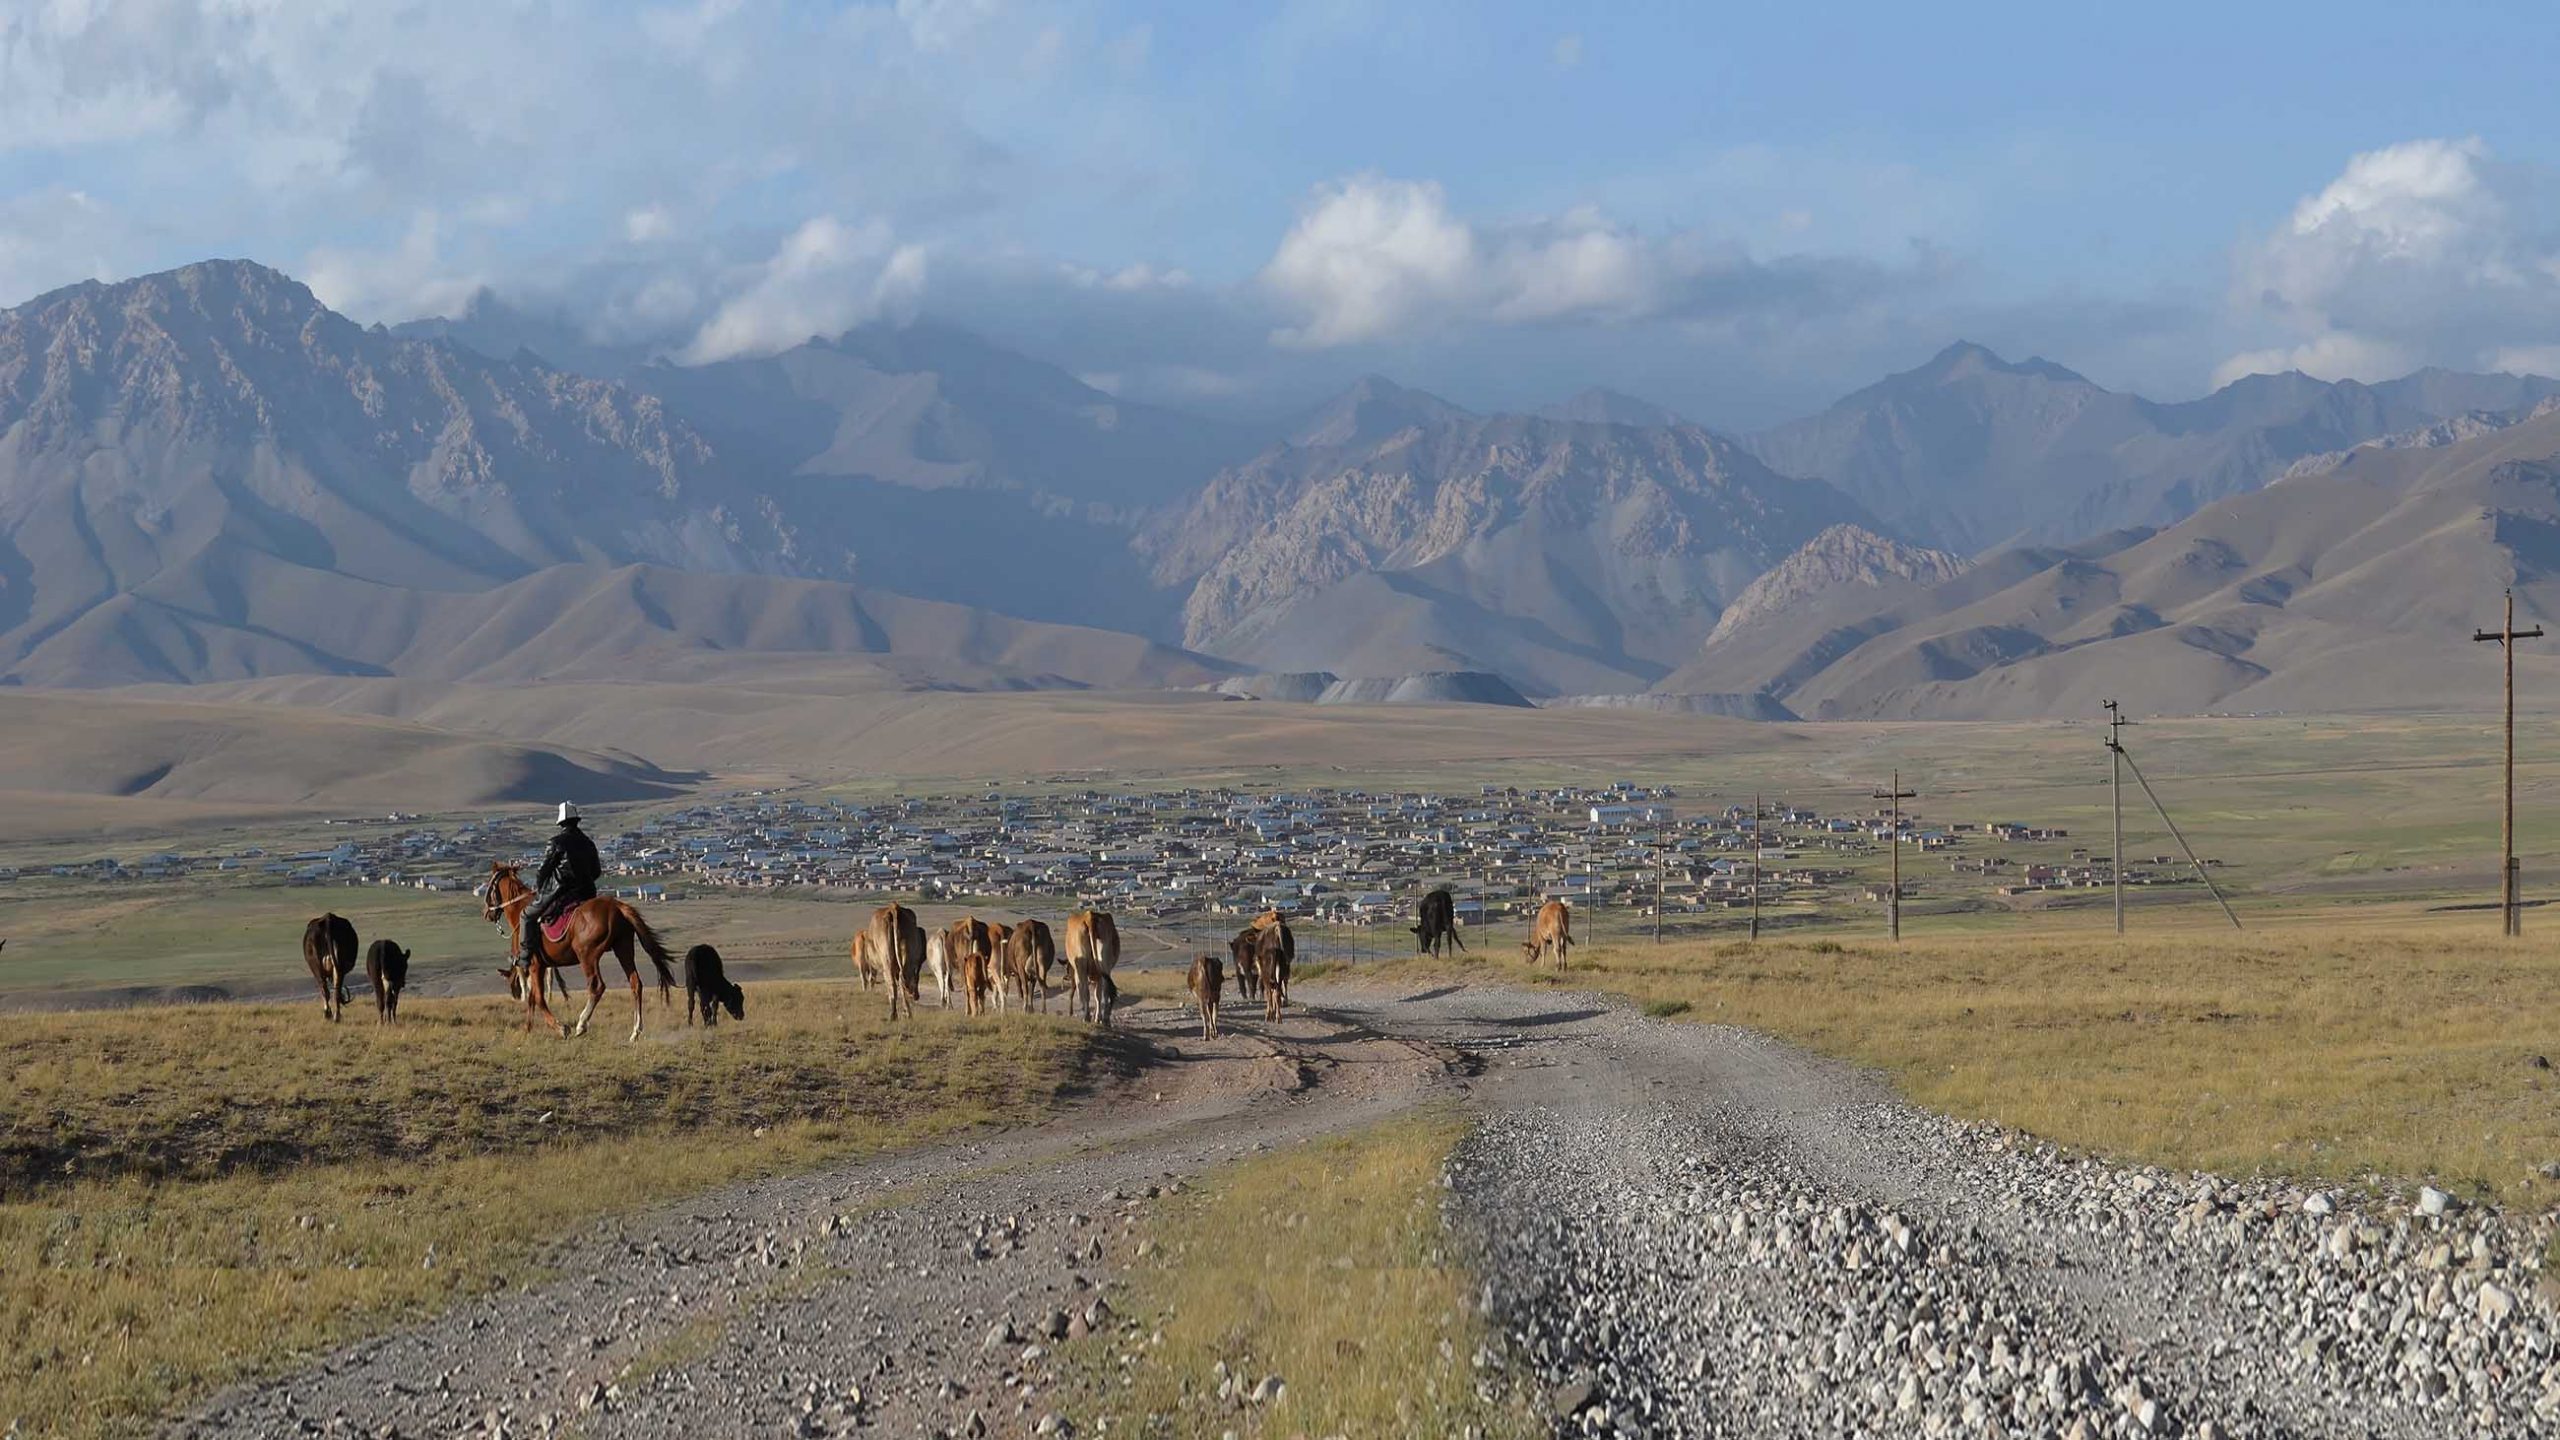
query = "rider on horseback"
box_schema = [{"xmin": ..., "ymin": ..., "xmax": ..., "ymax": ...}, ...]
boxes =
[{"xmin": 515, "ymin": 802, "xmax": 603, "ymax": 966}]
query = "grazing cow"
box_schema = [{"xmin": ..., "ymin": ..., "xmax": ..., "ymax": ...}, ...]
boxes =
[
  {"xmin": 925, "ymin": 929, "xmax": 953, "ymax": 1008},
  {"xmin": 1252, "ymin": 915, "xmax": 1295, "ymax": 1023},
  {"xmin": 1412, "ymin": 887, "xmax": 1466, "ymax": 958},
  {"xmin": 1522, "ymin": 900, "xmax": 1574, "ymax": 970},
  {"xmin": 683, "ymin": 944, "xmax": 745, "ymax": 1026},
  {"xmin": 1228, "ymin": 926, "xmax": 1262, "ymax": 1002},
  {"xmin": 363, "ymin": 938, "xmax": 410, "ymax": 1024},
  {"xmin": 867, "ymin": 905, "xmax": 925, "ymax": 1020},
  {"xmin": 1188, "ymin": 953, "xmax": 1225, "ymax": 1039},
  {"xmin": 1061, "ymin": 911, "xmax": 1121, "ymax": 1026},
  {"xmin": 302, "ymin": 914, "xmax": 358, "ymax": 1022},
  {"xmin": 1005, "ymin": 919, "xmax": 1056, "ymax": 1013}
]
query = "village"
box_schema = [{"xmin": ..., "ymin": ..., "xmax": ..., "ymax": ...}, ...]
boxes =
[{"xmin": 7, "ymin": 782, "xmax": 2207, "ymax": 932}]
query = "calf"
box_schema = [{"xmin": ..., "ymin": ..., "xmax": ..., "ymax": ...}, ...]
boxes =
[
  {"xmin": 1228, "ymin": 926, "xmax": 1262, "ymax": 1002},
  {"xmin": 925, "ymin": 929, "xmax": 952, "ymax": 1007},
  {"xmin": 1188, "ymin": 953, "xmax": 1225, "ymax": 1039},
  {"xmin": 683, "ymin": 944, "xmax": 745, "ymax": 1026},
  {"xmin": 1521, "ymin": 899, "xmax": 1574, "ymax": 970},
  {"xmin": 960, "ymin": 947, "xmax": 993, "ymax": 1016},
  {"xmin": 1412, "ymin": 887, "xmax": 1466, "ymax": 958},
  {"xmin": 363, "ymin": 938, "xmax": 410, "ymax": 1024}
]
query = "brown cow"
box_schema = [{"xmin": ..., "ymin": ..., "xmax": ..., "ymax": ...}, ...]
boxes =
[
  {"xmin": 1521, "ymin": 899, "xmax": 1574, "ymax": 970},
  {"xmin": 960, "ymin": 947, "xmax": 993, "ymax": 1016},
  {"xmin": 866, "ymin": 904, "xmax": 925, "ymax": 1019},
  {"xmin": 1228, "ymin": 926, "xmax": 1262, "ymax": 1002},
  {"xmin": 1005, "ymin": 919, "xmax": 1056, "ymax": 1013},
  {"xmin": 984, "ymin": 921, "xmax": 1015, "ymax": 1011},
  {"xmin": 1061, "ymin": 911, "xmax": 1120, "ymax": 1026},
  {"xmin": 1252, "ymin": 915, "xmax": 1294, "ymax": 1023},
  {"xmin": 1189, "ymin": 953, "xmax": 1224, "ymax": 1039},
  {"xmin": 851, "ymin": 929, "xmax": 888, "ymax": 991},
  {"xmin": 945, "ymin": 916, "xmax": 994, "ymax": 1012}
]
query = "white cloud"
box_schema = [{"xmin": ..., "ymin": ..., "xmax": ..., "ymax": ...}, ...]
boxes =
[
  {"xmin": 681, "ymin": 217, "xmax": 927, "ymax": 362},
  {"xmin": 1259, "ymin": 175, "xmax": 1894, "ymax": 348},
  {"xmin": 2220, "ymin": 137, "xmax": 2560, "ymax": 383},
  {"xmin": 0, "ymin": 188, "xmax": 140, "ymax": 303},
  {"xmin": 624, "ymin": 204, "xmax": 675, "ymax": 244},
  {"xmin": 302, "ymin": 211, "xmax": 484, "ymax": 322},
  {"xmin": 1551, "ymin": 33, "xmax": 1584, "ymax": 69}
]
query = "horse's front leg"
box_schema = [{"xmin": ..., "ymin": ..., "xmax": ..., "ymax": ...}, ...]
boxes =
[{"xmin": 527, "ymin": 956, "xmax": 569, "ymax": 1037}]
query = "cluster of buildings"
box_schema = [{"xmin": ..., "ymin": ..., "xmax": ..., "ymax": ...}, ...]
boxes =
[{"xmin": 15, "ymin": 786, "xmax": 2185, "ymax": 929}]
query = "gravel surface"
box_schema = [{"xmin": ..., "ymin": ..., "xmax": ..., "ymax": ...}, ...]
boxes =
[{"xmin": 164, "ymin": 979, "xmax": 2560, "ymax": 1438}]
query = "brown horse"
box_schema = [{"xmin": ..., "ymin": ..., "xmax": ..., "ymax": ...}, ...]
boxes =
[
  {"xmin": 302, "ymin": 913, "xmax": 358, "ymax": 1022},
  {"xmin": 481, "ymin": 863, "xmax": 677, "ymax": 1039}
]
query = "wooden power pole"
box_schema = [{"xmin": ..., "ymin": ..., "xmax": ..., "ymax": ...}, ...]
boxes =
[
  {"xmin": 1873, "ymin": 771, "xmax": 1916, "ymax": 941},
  {"xmin": 2475, "ymin": 590, "xmax": 2544, "ymax": 937},
  {"xmin": 1749, "ymin": 791, "xmax": 1763, "ymax": 942},
  {"xmin": 2105, "ymin": 700, "xmax": 2126, "ymax": 936}
]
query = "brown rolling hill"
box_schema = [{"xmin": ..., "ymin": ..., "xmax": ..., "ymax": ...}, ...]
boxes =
[{"xmin": 1706, "ymin": 408, "xmax": 2560, "ymax": 718}]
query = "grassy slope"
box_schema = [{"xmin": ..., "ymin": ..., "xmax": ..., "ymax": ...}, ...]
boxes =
[
  {"xmin": 1064, "ymin": 1111, "xmax": 1534, "ymax": 1440},
  {"xmin": 0, "ymin": 986, "xmax": 1112, "ymax": 1439},
  {"xmin": 1376, "ymin": 929, "xmax": 2560, "ymax": 1202}
]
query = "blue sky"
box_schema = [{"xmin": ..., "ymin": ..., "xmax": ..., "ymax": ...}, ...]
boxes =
[{"xmin": 6, "ymin": 0, "xmax": 2560, "ymax": 424}]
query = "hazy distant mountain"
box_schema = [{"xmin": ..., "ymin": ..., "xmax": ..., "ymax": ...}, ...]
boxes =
[
  {"xmin": 392, "ymin": 289, "xmax": 653, "ymax": 380},
  {"xmin": 1746, "ymin": 341, "xmax": 2560, "ymax": 552},
  {"xmin": 1712, "ymin": 407, "xmax": 2560, "ymax": 717},
  {"xmin": 1538, "ymin": 387, "xmax": 1688, "ymax": 428},
  {"xmin": 1141, "ymin": 398, "xmax": 1874, "ymax": 693}
]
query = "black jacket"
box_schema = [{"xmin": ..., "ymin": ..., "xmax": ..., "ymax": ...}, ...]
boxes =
[{"xmin": 536, "ymin": 820, "xmax": 603, "ymax": 893}]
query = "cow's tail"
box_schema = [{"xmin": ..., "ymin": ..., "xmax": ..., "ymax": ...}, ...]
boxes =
[{"xmin": 630, "ymin": 908, "xmax": 678, "ymax": 1007}]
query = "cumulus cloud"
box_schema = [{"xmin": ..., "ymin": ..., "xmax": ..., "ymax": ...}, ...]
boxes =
[
  {"xmin": 2219, "ymin": 137, "xmax": 2560, "ymax": 384},
  {"xmin": 1259, "ymin": 175, "xmax": 1901, "ymax": 348},
  {"xmin": 302, "ymin": 212, "xmax": 485, "ymax": 322},
  {"xmin": 681, "ymin": 217, "xmax": 927, "ymax": 362}
]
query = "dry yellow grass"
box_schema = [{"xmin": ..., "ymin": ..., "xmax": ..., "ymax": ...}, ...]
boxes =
[
  {"xmin": 1065, "ymin": 1111, "xmax": 1534, "ymax": 1440},
  {"xmin": 1381, "ymin": 927, "xmax": 2560, "ymax": 1203},
  {"xmin": 0, "ymin": 986, "xmax": 1116, "ymax": 1439}
]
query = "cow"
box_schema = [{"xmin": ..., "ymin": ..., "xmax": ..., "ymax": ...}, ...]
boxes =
[
  {"xmin": 1061, "ymin": 911, "xmax": 1121, "ymax": 1026},
  {"xmin": 924, "ymin": 929, "xmax": 953, "ymax": 1008},
  {"xmin": 1228, "ymin": 926, "xmax": 1262, "ymax": 1002},
  {"xmin": 1412, "ymin": 887, "xmax": 1466, "ymax": 958},
  {"xmin": 1188, "ymin": 953, "xmax": 1225, "ymax": 1039},
  {"xmin": 682, "ymin": 943, "xmax": 745, "ymax": 1026},
  {"xmin": 867, "ymin": 905, "xmax": 925, "ymax": 1020},
  {"xmin": 1522, "ymin": 899, "xmax": 1574, "ymax": 970},
  {"xmin": 1252, "ymin": 915, "xmax": 1294, "ymax": 1023},
  {"xmin": 984, "ymin": 921, "xmax": 1016, "ymax": 1011},
  {"xmin": 944, "ymin": 916, "xmax": 994, "ymax": 1013},
  {"xmin": 851, "ymin": 928, "xmax": 889, "ymax": 991},
  {"xmin": 1005, "ymin": 918, "xmax": 1056, "ymax": 1013},
  {"xmin": 363, "ymin": 938, "xmax": 410, "ymax": 1024},
  {"xmin": 960, "ymin": 946, "xmax": 993, "ymax": 1016},
  {"xmin": 301, "ymin": 913, "xmax": 358, "ymax": 1022}
]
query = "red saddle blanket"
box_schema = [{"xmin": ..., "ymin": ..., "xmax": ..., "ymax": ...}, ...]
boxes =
[{"xmin": 541, "ymin": 904, "xmax": 586, "ymax": 946}]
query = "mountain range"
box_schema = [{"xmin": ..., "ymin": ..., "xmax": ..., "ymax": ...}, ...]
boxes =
[{"xmin": 6, "ymin": 257, "xmax": 2560, "ymax": 717}]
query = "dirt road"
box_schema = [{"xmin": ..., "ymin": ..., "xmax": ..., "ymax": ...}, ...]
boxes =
[{"xmin": 168, "ymin": 980, "xmax": 2560, "ymax": 1438}]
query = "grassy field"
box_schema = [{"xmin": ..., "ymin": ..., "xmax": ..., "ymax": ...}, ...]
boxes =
[
  {"xmin": 1378, "ymin": 927, "xmax": 2560, "ymax": 1202},
  {"xmin": 0, "ymin": 986, "xmax": 1119, "ymax": 1439},
  {"xmin": 1063, "ymin": 1110, "xmax": 1534, "ymax": 1440}
]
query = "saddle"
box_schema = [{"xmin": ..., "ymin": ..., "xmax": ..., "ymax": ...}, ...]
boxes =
[{"xmin": 540, "ymin": 901, "xmax": 591, "ymax": 946}]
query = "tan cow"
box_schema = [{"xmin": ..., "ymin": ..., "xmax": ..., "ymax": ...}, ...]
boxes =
[
  {"xmin": 1005, "ymin": 918, "xmax": 1056, "ymax": 1013},
  {"xmin": 1521, "ymin": 899, "xmax": 1574, "ymax": 970},
  {"xmin": 984, "ymin": 921, "xmax": 1015, "ymax": 1011},
  {"xmin": 1061, "ymin": 910, "xmax": 1121, "ymax": 1026},
  {"xmin": 960, "ymin": 946, "xmax": 993, "ymax": 1016},
  {"xmin": 851, "ymin": 928, "xmax": 889, "ymax": 991},
  {"xmin": 866, "ymin": 903, "xmax": 925, "ymax": 1020},
  {"xmin": 1188, "ymin": 953, "xmax": 1224, "ymax": 1039},
  {"xmin": 1251, "ymin": 915, "xmax": 1294, "ymax": 1023},
  {"xmin": 944, "ymin": 917, "xmax": 993, "ymax": 1013}
]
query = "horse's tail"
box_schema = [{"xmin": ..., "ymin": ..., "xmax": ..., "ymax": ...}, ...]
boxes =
[{"xmin": 628, "ymin": 907, "xmax": 678, "ymax": 1005}]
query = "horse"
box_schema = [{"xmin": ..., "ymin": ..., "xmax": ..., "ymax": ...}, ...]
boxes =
[
  {"xmin": 302, "ymin": 914, "xmax": 358, "ymax": 1022},
  {"xmin": 480, "ymin": 862, "xmax": 677, "ymax": 1040},
  {"xmin": 682, "ymin": 944, "xmax": 745, "ymax": 1026},
  {"xmin": 1413, "ymin": 887, "xmax": 1466, "ymax": 958},
  {"xmin": 363, "ymin": 938, "xmax": 410, "ymax": 1024},
  {"xmin": 479, "ymin": 868, "xmax": 572, "ymax": 1001}
]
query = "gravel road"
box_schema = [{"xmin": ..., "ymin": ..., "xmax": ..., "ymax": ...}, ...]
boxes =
[{"xmin": 167, "ymin": 979, "xmax": 2560, "ymax": 1439}]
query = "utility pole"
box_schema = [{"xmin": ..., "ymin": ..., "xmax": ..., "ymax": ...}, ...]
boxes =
[
  {"xmin": 2475, "ymin": 591, "xmax": 2544, "ymax": 937},
  {"xmin": 1749, "ymin": 791, "xmax": 1763, "ymax": 942},
  {"xmin": 2105, "ymin": 700, "xmax": 2127, "ymax": 936},
  {"xmin": 1653, "ymin": 833, "xmax": 1664, "ymax": 945},
  {"xmin": 1873, "ymin": 771, "xmax": 1916, "ymax": 941}
]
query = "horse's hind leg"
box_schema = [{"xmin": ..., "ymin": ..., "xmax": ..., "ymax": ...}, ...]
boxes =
[{"xmin": 617, "ymin": 940, "xmax": 645, "ymax": 1041}]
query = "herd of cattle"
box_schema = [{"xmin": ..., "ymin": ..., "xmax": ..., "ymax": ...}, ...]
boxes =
[{"xmin": 295, "ymin": 883, "xmax": 1576, "ymax": 1040}]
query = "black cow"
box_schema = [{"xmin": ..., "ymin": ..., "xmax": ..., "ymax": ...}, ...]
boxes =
[
  {"xmin": 363, "ymin": 939, "xmax": 410, "ymax": 1024},
  {"xmin": 1228, "ymin": 926, "xmax": 1263, "ymax": 1002},
  {"xmin": 1412, "ymin": 887, "xmax": 1466, "ymax": 957},
  {"xmin": 683, "ymin": 944, "xmax": 746, "ymax": 1026}
]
